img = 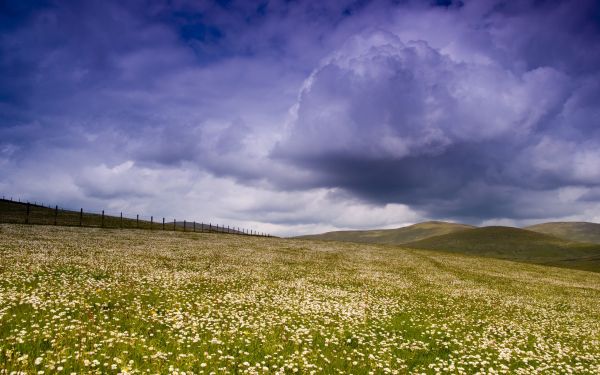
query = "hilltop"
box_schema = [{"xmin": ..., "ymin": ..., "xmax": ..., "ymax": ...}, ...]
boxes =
[
  {"xmin": 295, "ymin": 221, "xmax": 474, "ymax": 244},
  {"xmin": 405, "ymin": 226, "xmax": 600, "ymax": 272},
  {"xmin": 525, "ymin": 221, "xmax": 600, "ymax": 244}
]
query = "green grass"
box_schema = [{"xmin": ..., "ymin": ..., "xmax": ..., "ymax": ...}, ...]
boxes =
[
  {"xmin": 405, "ymin": 226, "xmax": 600, "ymax": 272},
  {"xmin": 0, "ymin": 224, "xmax": 599, "ymax": 373},
  {"xmin": 295, "ymin": 221, "xmax": 474, "ymax": 245},
  {"xmin": 525, "ymin": 221, "xmax": 600, "ymax": 244}
]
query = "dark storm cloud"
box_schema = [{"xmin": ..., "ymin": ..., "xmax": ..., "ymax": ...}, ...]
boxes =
[{"xmin": 273, "ymin": 0, "xmax": 600, "ymax": 222}]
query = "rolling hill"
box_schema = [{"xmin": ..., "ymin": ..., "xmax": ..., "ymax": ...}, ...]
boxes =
[
  {"xmin": 525, "ymin": 221, "xmax": 600, "ymax": 244},
  {"xmin": 405, "ymin": 226, "xmax": 600, "ymax": 272},
  {"xmin": 295, "ymin": 221, "xmax": 475, "ymax": 245}
]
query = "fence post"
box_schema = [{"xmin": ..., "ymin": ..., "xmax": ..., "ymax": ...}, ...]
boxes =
[
  {"xmin": 193, "ymin": 221, "xmax": 196, "ymax": 232},
  {"xmin": 136, "ymin": 214, "xmax": 139, "ymax": 229},
  {"xmin": 79, "ymin": 208, "xmax": 83, "ymax": 227},
  {"xmin": 25, "ymin": 202, "xmax": 30, "ymax": 224},
  {"xmin": 209, "ymin": 223, "xmax": 212, "ymax": 232},
  {"xmin": 101, "ymin": 210, "xmax": 105, "ymax": 228},
  {"xmin": 151, "ymin": 216, "xmax": 153, "ymax": 230},
  {"xmin": 120, "ymin": 212, "xmax": 123, "ymax": 229},
  {"xmin": 201, "ymin": 222, "xmax": 204, "ymax": 233},
  {"xmin": 173, "ymin": 219, "xmax": 176, "ymax": 231},
  {"xmin": 54, "ymin": 205, "xmax": 58, "ymax": 226},
  {"xmin": 162, "ymin": 217, "xmax": 165, "ymax": 230},
  {"xmin": 183, "ymin": 220, "xmax": 186, "ymax": 232}
]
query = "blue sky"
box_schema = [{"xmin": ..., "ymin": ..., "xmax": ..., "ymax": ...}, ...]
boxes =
[{"xmin": 2, "ymin": 0, "xmax": 600, "ymax": 236}]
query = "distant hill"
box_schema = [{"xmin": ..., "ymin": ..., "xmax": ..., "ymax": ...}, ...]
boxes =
[
  {"xmin": 295, "ymin": 221, "xmax": 475, "ymax": 245},
  {"xmin": 525, "ymin": 222, "xmax": 600, "ymax": 244},
  {"xmin": 405, "ymin": 226, "xmax": 600, "ymax": 272}
]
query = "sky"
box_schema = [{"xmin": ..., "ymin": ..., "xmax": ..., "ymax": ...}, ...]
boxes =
[{"xmin": 1, "ymin": 0, "xmax": 600, "ymax": 236}]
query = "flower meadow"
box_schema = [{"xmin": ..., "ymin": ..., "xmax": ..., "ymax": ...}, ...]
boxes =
[{"xmin": 0, "ymin": 224, "xmax": 599, "ymax": 374}]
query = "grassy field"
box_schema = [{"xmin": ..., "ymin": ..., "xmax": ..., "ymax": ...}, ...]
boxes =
[
  {"xmin": 295, "ymin": 222, "xmax": 474, "ymax": 245},
  {"xmin": 406, "ymin": 226, "xmax": 600, "ymax": 273},
  {"xmin": 1, "ymin": 225, "xmax": 599, "ymax": 373}
]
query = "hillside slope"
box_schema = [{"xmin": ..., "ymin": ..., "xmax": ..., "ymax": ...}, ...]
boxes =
[
  {"xmin": 406, "ymin": 226, "xmax": 600, "ymax": 272},
  {"xmin": 525, "ymin": 221, "xmax": 600, "ymax": 244},
  {"xmin": 0, "ymin": 224, "xmax": 599, "ymax": 372},
  {"xmin": 296, "ymin": 221, "xmax": 474, "ymax": 244}
]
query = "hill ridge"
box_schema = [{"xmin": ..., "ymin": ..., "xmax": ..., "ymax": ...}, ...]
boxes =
[{"xmin": 295, "ymin": 221, "xmax": 474, "ymax": 245}]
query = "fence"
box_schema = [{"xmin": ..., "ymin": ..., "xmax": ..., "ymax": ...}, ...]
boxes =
[{"xmin": 0, "ymin": 197, "xmax": 272, "ymax": 237}]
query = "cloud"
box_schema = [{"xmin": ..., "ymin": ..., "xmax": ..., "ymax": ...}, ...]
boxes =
[
  {"xmin": 277, "ymin": 30, "xmax": 568, "ymax": 159},
  {"xmin": 1, "ymin": 0, "xmax": 600, "ymax": 234},
  {"xmin": 272, "ymin": 1, "xmax": 600, "ymax": 222}
]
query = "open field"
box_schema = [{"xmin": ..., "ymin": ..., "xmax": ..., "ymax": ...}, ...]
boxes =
[{"xmin": 1, "ymin": 224, "xmax": 599, "ymax": 374}]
